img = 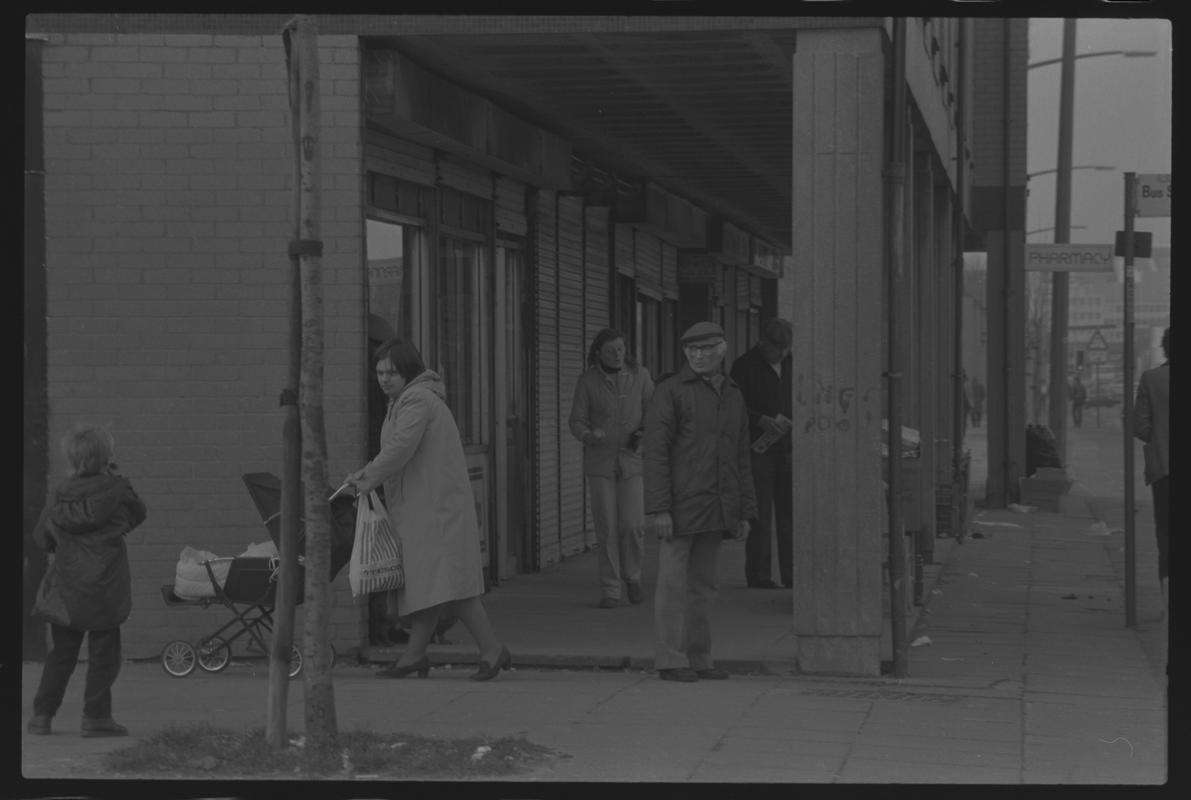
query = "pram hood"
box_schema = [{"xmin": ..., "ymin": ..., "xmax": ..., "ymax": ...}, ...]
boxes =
[{"xmin": 241, "ymin": 472, "xmax": 355, "ymax": 581}]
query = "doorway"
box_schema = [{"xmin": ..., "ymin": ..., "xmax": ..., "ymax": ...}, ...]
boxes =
[{"xmin": 494, "ymin": 242, "xmax": 535, "ymax": 577}]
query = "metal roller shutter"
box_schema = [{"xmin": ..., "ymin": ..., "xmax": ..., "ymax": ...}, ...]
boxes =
[
  {"xmin": 533, "ymin": 188, "xmax": 561, "ymax": 567},
  {"xmin": 437, "ymin": 156, "xmax": 493, "ymax": 199},
  {"xmin": 636, "ymin": 230, "xmax": 662, "ymax": 298},
  {"xmin": 364, "ymin": 130, "xmax": 435, "ymax": 186},
  {"xmin": 614, "ymin": 223, "xmax": 636, "ymax": 277},
  {"xmin": 582, "ymin": 205, "xmax": 611, "ymax": 540},
  {"xmin": 662, "ymin": 241, "xmax": 679, "ymax": 300},
  {"xmin": 495, "ymin": 175, "xmax": 527, "ymax": 236},
  {"xmin": 557, "ymin": 194, "xmax": 587, "ymax": 556}
]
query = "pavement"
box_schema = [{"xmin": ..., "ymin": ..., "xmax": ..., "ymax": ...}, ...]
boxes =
[{"xmin": 18, "ymin": 425, "xmax": 1168, "ymax": 786}]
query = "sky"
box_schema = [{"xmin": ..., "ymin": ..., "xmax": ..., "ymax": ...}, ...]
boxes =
[{"xmin": 1026, "ymin": 18, "xmax": 1172, "ymax": 249}]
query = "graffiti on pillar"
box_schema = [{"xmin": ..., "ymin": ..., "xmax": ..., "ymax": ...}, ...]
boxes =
[{"xmin": 796, "ymin": 374, "xmax": 880, "ymax": 434}]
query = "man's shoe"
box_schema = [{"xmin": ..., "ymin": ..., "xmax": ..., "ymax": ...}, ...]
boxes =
[
  {"xmin": 81, "ymin": 718, "xmax": 128, "ymax": 738},
  {"xmin": 626, "ymin": 582, "xmax": 645, "ymax": 605},
  {"xmin": 747, "ymin": 579, "xmax": 780, "ymax": 589},
  {"xmin": 694, "ymin": 668, "xmax": 729, "ymax": 680},
  {"xmin": 597, "ymin": 597, "xmax": 619, "ymax": 609},
  {"xmin": 659, "ymin": 667, "xmax": 699, "ymax": 682},
  {"xmin": 26, "ymin": 715, "xmax": 51, "ymax": 735}
]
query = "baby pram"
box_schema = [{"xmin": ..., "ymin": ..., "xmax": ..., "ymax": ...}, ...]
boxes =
[{"xmin": 159, "ymin": 473, "xmax": 356, "ymax": 678}]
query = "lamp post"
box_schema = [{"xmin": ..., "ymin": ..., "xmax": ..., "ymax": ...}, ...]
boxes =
[{"xmin": 1028, "ymin": 23, "xmax": 1157, "ymax": 464}]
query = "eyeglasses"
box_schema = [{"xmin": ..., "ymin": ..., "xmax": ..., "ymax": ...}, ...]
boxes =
[{"xmin": 683, "ymin": 340, "xmax": 725, "ymax": 356}]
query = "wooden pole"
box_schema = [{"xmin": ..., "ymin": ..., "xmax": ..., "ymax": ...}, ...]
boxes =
[
  {"xmin": 290, "ymin": 14, "xmax": 339, "ymax": 757},
  {"xmin": 265, "ymin": 16, "xmax": 306, "ymax": 749}
]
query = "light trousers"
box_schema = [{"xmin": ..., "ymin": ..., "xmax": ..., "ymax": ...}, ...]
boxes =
[
  {"xmin": 587, "ymin": 475, "xmax": 646, "ymax": 599},
  {"xmin": 654, "ymin": 530, "xmax": 722, "ymax": 671}
]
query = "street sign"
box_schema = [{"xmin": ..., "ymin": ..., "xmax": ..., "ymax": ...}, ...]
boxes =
[
  {"xmin": 1114, "ymin": 230, "xmax": 1153, "ymax": 258},
  {"xmin": 1134, "ymin": 173, "xmax": 1171, "ymax": 218},
  {"xmin": 1086, "ymin": 329, "xmax": 1108, "ymax": 351},
  {"xmin": 1024, "ymin": 243, "xmax": 1114, "ymax": 272},
  {"xmin": 1086, "ymin": 349, "xmax": 1108, "ymax": 365}
]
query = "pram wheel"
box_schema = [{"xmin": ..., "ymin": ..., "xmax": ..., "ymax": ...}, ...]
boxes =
[
  {"xmin": 162, "ymin": 640, "xmax": 197, "ymax": 677},
  {"xmin": 196, "ymin": 637, "xmax": 231, "ymax": 673},
  {"xmin": 288, "ymin": 644, "xmax": 302, "ymax": 677}
]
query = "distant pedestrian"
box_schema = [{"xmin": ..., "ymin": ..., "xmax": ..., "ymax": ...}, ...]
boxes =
[
  {"xmin": 729, "ymin": 317, "xmax": 794, "ymax": 589},
  {"xmin": 568, "ymin": 328, "xmax": 655, "ymax": 608},
  {"xmin": 970, "ymin": 377, "xmax": 986, "ymax": 428},
  {"xmin": 1070, "ymin": 375, "xmax": 1087, "ymax": 428},
  {"xmin": 1133, "ymin": 326, "xmax": 1169, "ymax": 616},
  {"xmin": 644, "ymin": 321, "xmax": 757, "ymax": 682},
  {"xmin": 345, "ymin": 338, "xmax": 510, "ymax": 681},
  {"xmin": 27, "ymin": 424, "xmax": 148, "ymax": 738}
]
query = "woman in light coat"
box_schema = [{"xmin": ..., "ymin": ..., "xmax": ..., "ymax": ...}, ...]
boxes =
[
  {"xmin": 568, "ymin": 328, "xmax": 654, "ymax": 607},
  {"xmin": 346, "ymin": 338, "xmax": 510, "ymax": 681}
]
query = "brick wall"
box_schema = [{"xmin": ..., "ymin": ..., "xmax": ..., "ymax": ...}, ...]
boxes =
[{"xmin": 39, "ymin": 31, "xmax": 367, "ymax": 659}]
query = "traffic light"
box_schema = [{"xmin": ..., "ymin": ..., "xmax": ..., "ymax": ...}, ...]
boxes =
[{"xmin": 1076, "ymin": 351, "xmax": 1085, "ymax": 368}]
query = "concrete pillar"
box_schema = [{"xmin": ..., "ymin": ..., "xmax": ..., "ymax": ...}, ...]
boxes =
[
  {"xmin": 914, "ymin": 150, "xmax": 937, "ymax": 562},
  {"xmin": 790, "ymin": 28, "xmax": 886, "ymax": 676},
  {"xmin": 934, "ymin": 184, "xmax": 956, "ymax": 484}
]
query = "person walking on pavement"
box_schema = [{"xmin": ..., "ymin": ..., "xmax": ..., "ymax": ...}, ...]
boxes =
[
  {"xmin": 970, "ymin": 376, "xmax": 986, "ymax": 428},
  {"xmin": 1070, "ymin": 375, "xmax": 1088, "ymax": 428},
  {"xmin": 27, "ymin": 424, "xmax": 148, "ymax": 737},
  {"xmin": 1133, "ymin": 326, "xmax": 1169, "ymax": 616},
  {"xmin": 644, "ymin": 321, "xmax": 757, "ymax": 682},
  {"xmin": 729, "ymin": 317, "xmax": 794, "ymax": 589},
  {"xmin": 569, "ymin": 328, "xmax": 655, "ymax": 608},
  {"xmin": 345, "ymin": 338, "xmax": 510, "ymax": 681}
]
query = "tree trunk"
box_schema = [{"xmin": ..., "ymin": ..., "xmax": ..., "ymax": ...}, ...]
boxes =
[
  {"xmin": 265, "ymin": 16, "xmax": 306, "ymax": 749},
  {"xmin": 291, "ymin": 13, "xmax": 338, "ymax": 761}
]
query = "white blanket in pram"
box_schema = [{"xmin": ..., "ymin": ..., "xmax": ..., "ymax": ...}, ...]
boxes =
[{"xmin": 172, "ymin": 541, "xmax": 278, "ymax": 599}]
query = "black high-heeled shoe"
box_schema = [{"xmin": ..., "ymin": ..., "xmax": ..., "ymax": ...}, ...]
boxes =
[
  {"xmin": 376, "ymin": 656, "xmax": 430, "ymax": 679},
  {"xmin": 469, "ymin": 646, "xmax": 511, "ymax": 682}
]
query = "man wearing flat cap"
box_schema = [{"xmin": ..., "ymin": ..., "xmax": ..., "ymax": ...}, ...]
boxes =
[
  {"xmin": 730, "ymin": 317, "xmax": 794, "ymax": 589},
  {"xmin": 643, "ymin": 321, "xmax": 757, "ymax": 682}
]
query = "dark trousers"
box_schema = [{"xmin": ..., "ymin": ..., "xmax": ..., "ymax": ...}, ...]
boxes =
[
  {"xmin": 1153, "ymin": 476, "xmax": 1169, "ymax": 580},
  {"xmin": 1072, "ymin": 402, "xmax": 1084, "ymax": 427},
  {"xmin": 32, "ymin": 624, "xmax": 122, "ymax": 720},
  {"xmin": 746, "ymin": 448, "xmax": 793, "ymax": 586}
]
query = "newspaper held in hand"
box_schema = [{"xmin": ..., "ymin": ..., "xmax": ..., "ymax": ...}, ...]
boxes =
[{"xmin": 752, "ymin": 414, "xmax": 793, "ymax": 454}]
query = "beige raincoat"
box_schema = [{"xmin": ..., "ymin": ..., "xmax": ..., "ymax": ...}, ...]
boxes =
[{"xmin": 357, "ymin": 370, "xmax": 485, "ymax": 615}]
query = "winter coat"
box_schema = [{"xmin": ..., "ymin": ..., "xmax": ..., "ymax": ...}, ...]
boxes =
[
  {"xmin": 729, "ymin": 345, "xmax": 793, "ymax": 455},
  {"xmin": 1133, "ymin": 362, "xmax": 1169, "ymax": 485},
  {"xmin": 643, "ymin": 364, "xmax": 758, "ymax": 535},
  {"xmin": 358, "ymin": 370, "xmax": 485, "ymax": 615},
  {"xmin": 568, "ymin": 364, "xmax": 655, "ymax": 478},
  {"xmin": 32, "ymin": 472, "xmax": 147, "ymax": 630}
]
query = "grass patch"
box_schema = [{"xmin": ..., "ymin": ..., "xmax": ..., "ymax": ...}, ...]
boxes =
[{"xmin": 101, "ymin": 722, "xmax": 563, "ymax": 779}]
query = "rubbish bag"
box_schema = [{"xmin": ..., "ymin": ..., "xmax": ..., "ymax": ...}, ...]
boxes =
[{"xmin": 1025, "ymin": 424, "xmax": 1063, "ymax": 476}]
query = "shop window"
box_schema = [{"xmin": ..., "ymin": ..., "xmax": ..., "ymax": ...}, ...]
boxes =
[
  {"xmin": 615, "ymin": 273, "xmax": 637, "ymax": 354},
  {"xmin": 661, "ymin": 299, "xmax": 678, "ymax": 376},
  {"xmin": 365, "ymin": 217, "xmax": 423, "ymax": 343},
  {"xmin": 638, "ymin": 294, "xmax": 662, "ymax": 377},
  {"xmin": 437, "ymin": 234, "xmax": 488, "ymax": 446}
]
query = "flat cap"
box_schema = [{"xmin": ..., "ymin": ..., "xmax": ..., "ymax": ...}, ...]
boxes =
[{"xmin": 680, "ymin": 321, "xmax": 726, "ymax": 345}]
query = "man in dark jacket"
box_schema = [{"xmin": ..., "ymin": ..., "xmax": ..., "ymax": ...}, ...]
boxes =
[
  {"xmin": 27, "ymin": 425, "xmax": 147, "ymax": 738},
  {"xmin": 1133, "ymin": 326, "xmax": 1169, "ymax": 615},
  {"xmin": 729, "ymin": 317, "xmax": 794, "ymax": 589},
  {"xmin": 644, "ymin": 321, "xmax": 757, "ymax": 682}
]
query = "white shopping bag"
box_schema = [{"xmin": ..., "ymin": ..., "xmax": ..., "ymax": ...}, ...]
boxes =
[{"xmin": 348, "ymin": 491, "xmax": 404, "ymax": 598}]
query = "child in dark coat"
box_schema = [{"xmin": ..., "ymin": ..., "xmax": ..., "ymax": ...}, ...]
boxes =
[{"xmin": 27, "ymin": 424, "xmax": 147, "ymax": 737}]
